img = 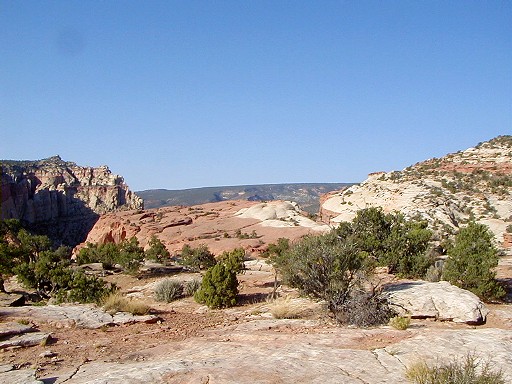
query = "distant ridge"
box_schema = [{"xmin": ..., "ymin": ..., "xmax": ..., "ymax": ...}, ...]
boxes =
[{"xmin": 137, "ymin": 183, "xmax": 353, "ymax": 214}]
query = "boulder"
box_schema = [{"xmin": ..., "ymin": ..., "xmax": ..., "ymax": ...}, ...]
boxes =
[{"xmin": 385, "ymin": 281, "xmax": 489, "ymax": 324}]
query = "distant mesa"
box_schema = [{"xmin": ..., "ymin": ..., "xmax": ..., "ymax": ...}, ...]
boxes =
[
  {"xmin": 0, "ymin": 155, "xmax": 143, "ymax": 246},
  {"xmin": 137, "ymin": 183, "xmax": 352, "ymax": 214}
]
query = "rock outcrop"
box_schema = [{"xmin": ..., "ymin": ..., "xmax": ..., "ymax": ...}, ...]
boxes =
[
  {"xmin": 321, "ymin": 136, "xmax": 512, "ymax": 248},
  {"xmin": 1, "ymin": 156, "xmax": 143, "ymax": 245},
  {"xmin": 78, "ymin": 201, "xmax": 329, "ymax": 257}
]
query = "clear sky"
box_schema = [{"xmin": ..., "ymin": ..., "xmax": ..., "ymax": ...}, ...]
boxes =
[{"xmin": 1, "ymin": 1, "xmax": 511, "ymax": 191}]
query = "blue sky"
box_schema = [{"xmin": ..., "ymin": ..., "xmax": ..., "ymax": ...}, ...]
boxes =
[{"xmin": 1, "ymin": 1, "xmax": 510, "ymax": 191}]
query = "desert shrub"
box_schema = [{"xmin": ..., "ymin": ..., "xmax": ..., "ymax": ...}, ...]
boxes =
[
  {"xmin": 184, "ymin": 279, "xmax": 201, "ymax": 296},
  {"xmin": 406, "ymin": 353, "xmax": 504, "ymax": 384},
  {"xmin": 335, "ymin": 208, "xmax": 434, "ymax": 278},
  {"xmin": 13, "ymin": 246, "xmax": 115, "ymax": 304},
  {"xmin": 102, "ymin": 293, "xmax": 150, "ymax": 315},
  {"xmin": 179, "ymin": 244, "xmax": 216, "ymax": 272},
  {"xmin": 145, "ymin": 235, "xmax": 170, "ymax": 263},
  {"xmin": 506, "ymin": 224, "xmax": 512, "ymax": 234},
  {"xmin": 53, "ymin": 271, "xmax": 116, "ymax": 304},
  {"xmin": 263, "ymin": 237, "xmax": 290, "ymax": 259},
  {"xmin": 154, "ymin": 279, "xmax": 184, "ymax": 302},
  {"xmin": 381, "ymin": 215, "xmax": 433, "ymax": 277},
  {"xmin": 194, "ymin": 263, "xmax": 238, "ymax": 309},
  {"xmin": 77, "ymin": 237, "xmax": 144, "ymax": 273},
  {"xmin": 442, "ymin": 222, "xmax": 505, "ymax": 301},
  {"xmin": 0, "ymin": 222, "xmax": 115, "ymax": 303},
  {"xmin": 269, "ymin": 297, "xmax": 304, "ymax": 319},
  {"xmin": 272, "ymin": 231, "xmax": 394, "ymax": 325},
  {"xmin": 389, "ymin": 315, "xmax": 411, "ymax": 330},
  {"xmin": 334, "ymin": 287, "xmax": 396, "ymax": 327},
  {"xmin": 116, "ymin": 237, "xmax": 145, "ymax": 273},
  {"xmin": 219, "ymin": 247, "xmax": 245, "ymax": 274}
]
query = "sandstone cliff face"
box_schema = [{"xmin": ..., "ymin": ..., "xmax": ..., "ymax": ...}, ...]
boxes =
[
  {"xmin": 321, "ymin": 136, "xmax": 512, "ymax": 248},
  {"xmin": 1, "ymin": 156, "xmax": 143, "ymax": 245}
]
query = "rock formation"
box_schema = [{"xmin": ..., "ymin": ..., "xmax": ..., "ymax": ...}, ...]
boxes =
[
  {"xmin": 321, "ymin": 136, "xmax": 512, "ymax": 248},
  {"xmin": 1, "ymin": 156, "xmax": 143, "ymax": 245},
  {"xmin": 78, "ymin": 200, "xmax": 329, "ymax": 257}
]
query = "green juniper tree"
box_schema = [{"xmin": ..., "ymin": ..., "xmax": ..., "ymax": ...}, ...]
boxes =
[{"xmin": 443, "ymin": 221, "xmax": 505, "ymax": 301}]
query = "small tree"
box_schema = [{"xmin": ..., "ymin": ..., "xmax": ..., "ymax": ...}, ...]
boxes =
[
  {"xmin": 382, "ymin": 214, "xmax": 433, "ymax": 277},
  {"xmin": 76, "ymin": 237, "xmax": 144, "ymax": 274},
  {"xmin": 336, "ymin": 208, "xmax": 434, "ymax": 278},
  {"xmin": 194, "ymin": 263, "xmax": 238, "ymax": 308},
  {"xmin": 219, "ymin": 247, "xmax": 245, "ymax": 274},
  {"xmin": 179, "ymin": 244, "xmax": 216, "ymax": 272},
  {"xmin": 442, "ymin": 222, "xmax": 505, "ymax": 301},
  {"xmin": 145, "ymin": 235, "xmax": 170, "ymax": 263}
]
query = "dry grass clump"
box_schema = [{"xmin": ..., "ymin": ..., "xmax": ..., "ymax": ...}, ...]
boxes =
[
  {"xmin": 388, "ymin": 315, "xmax": 411, "ymax": 330},
  {"xmin": 406, "ymin": 353, "xmax": 504, "ymax": 384},
  {"xmin": 154, "ymin": 279, "xmax": 184, "ymax": 302},
  {"xmin": 269, "ymin": 296, "xmax": 305, "ymax": 319},
  {"xmin": 102, "ymin": 293, "xmax": 150, "ymax": 315}
]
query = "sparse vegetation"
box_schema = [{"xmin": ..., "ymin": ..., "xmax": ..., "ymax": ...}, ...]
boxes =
[
  {"xmin": 218, "ymin": 247, "xmax": 245, "ymax": 274},
  {"xmin": 269, "ymin": 296, "xmax": 304, "ymax": 319},
  {"xmin": 154, "ymin": 279, "xmax": 184, "ymax": 302},
  {"xmin": 406, "ymin": 353, "xmax": 505, "ymax": 384},
  {"xmin": 389, "ymin": 315, "xmax": 411, "ymax": 330},
  {"xmin": 271, "ymin": 229, "xmax": 393, "ymax": 326},
  {"xmin": 77, "ymin": 237, "xmax": 145, "ymax": 274},
  {"xmin": 102, "ymin": 293, "xmax": 150, "ymax": 315},
  {"xmin": 0, "ymin": 220, "xmax": 116, "ymax": 303},
  {"xmin": 184, "ymin": 278, "xmax": 202, "ymax": 296},
  {"xmin": 270, "ymin": 208, "xmax": 436, "ymax": 326},
  {"xmin": 424, "ymin": 265, "xmax": 443, "ymax": 282},
  {"xmin": 339, "ymin": 207, "xmax": 434, "ymax": 278}
]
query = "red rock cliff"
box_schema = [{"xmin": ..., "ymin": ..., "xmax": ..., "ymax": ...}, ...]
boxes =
[{"xmin": 1, "ymin": 156, "xmax": 143, "ymax": 245}]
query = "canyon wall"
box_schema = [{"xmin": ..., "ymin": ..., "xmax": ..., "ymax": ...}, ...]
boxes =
[{"xmin": 1, "ymin": 156, "xmax": 143, "ymax": 245}]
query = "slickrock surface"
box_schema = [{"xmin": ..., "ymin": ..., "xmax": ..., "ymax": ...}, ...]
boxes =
[
  {"xmin": 78, "ymin": 200, "xmax": 330, "ymax": 256},
  {"xmin": 0, "ymin": 304, "xmax": 160, "ymax": 329},
  {"xmin": 31, "ymin": 323, "xmax": 512, "ymax": 384}
]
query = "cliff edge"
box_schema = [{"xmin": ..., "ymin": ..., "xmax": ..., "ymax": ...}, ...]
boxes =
[{"xmin": 0, "ymin": 155, "xmax": 143, "ymax": 245}]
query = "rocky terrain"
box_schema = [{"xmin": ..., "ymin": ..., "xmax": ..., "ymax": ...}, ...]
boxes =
[
  {"xmin": 138, "ymin": 183, "xmax": 350, "ymax": 214},
  {"xmin": 78, "ymin": 200, "xmax": 331, "ymax": 256},
  {"xmin": 321, "ymin": 136, "xmax": 512, "ymax": 249},
  {"xmin": 1, "ymin": 156, "xmax": 143, "ymax": 245},
  {"xmin": 2, "ymin": 136, "xmax": 512, "ymax": 383},
  {"xmin": 1, "ymin": 258, "xmax": 511, "ymax": 384}
]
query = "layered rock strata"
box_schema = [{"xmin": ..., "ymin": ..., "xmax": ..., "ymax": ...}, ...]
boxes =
[{"xmin": 1, "ymin": 156, "xmax": 142, "ymax": 245}]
